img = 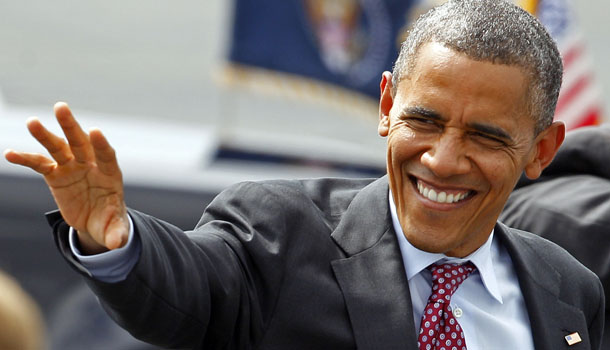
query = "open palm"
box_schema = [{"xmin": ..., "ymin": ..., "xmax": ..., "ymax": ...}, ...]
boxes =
[{"xmin": 4, "ymin": 102, "xmax": 128, "ymax": 253}]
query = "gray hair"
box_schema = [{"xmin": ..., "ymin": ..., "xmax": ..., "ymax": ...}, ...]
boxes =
[{"xmin": 392, "ymin": 0, "xmax": 562, "ymax": 134}]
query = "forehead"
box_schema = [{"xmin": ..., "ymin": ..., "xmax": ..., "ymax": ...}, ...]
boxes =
[{"xmin": 395, "ymin": 43, "xmax": 534, "ymax": 134}]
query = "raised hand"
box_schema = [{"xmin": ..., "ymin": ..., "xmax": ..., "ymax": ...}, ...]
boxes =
[{"xmin": 4, "ymin": 102, "xmax": 128, "ymax": 254}]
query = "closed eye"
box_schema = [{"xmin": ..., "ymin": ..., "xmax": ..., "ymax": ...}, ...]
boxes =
[
  {"xmin": 469, "ymin": 131, "xmax": 507, "ymax": 147},
  {"xmin": 404, "ymin": 117, "xmax": 443, "ymax": 132},
  {"xmin": 399, "ymin": 106, "xmax": 445, "ymax": 132}
]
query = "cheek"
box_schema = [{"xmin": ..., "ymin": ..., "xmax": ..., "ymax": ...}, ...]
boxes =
[
  {"xmin": 387, "ymin": 127, "xmax": 420, "ymax": 160},
  {"xmin": 476, "ymin": 155, "xmax": 522, "ymax": 193},
  {"xmin": 386, "ymin": 130, "xmax": 420, "ymax": 195}
]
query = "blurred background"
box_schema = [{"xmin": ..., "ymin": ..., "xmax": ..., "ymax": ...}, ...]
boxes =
[{"xmin": 0, "ymin": 0, "xmax": 608, "ymax": 348}]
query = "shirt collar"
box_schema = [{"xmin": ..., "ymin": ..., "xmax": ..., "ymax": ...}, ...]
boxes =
[{"xmin": 389, "ymin": 190, "xmax": 503, "ymax": 304}]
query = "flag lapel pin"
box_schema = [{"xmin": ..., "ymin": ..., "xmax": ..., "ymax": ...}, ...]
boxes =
[{"xmin": 565, "ymin": 332, "xmax": 582, "ymax": 346}]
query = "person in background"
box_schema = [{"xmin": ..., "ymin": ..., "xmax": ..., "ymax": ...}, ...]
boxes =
[{"xmin": 0, "ymin": 270, "xmax": 45, "ymax": 350}]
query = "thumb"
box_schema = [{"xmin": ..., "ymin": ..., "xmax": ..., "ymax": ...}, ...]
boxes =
[{"xmin": 104, "ymin": 215, "xmax": 129, "ymax": 250}]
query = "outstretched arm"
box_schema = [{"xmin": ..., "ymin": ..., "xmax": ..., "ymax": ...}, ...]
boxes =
[{"xmin": 4, "ymin": 102, "xmax": 128, "ymax": 254}]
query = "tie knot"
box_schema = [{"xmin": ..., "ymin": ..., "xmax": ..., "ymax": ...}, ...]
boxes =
[{"xmin": 428, "ymin": 262, "xmax": 476, "ymax": 301}]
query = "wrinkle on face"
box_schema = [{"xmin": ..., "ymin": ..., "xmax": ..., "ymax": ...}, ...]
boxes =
[{"xmin": 382, "ymin": 42, "xmax": 540, "ymax": 257}]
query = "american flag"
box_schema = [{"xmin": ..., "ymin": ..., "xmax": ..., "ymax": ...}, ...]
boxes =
[{"xmin": 518, "ymin": 0, "xmax": 605, "ymax": 129}]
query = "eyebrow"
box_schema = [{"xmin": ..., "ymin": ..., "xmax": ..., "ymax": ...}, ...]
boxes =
[
  {"xmin": 468, "ymin": 122, "xmax": 513, "ymax": 142},
  {"xmin": 400, "ymin": 106, "xmax": 444, "ymax": 121},
  {"xmin": 401, "ymin": 106, "xmax": 514, "ymax": 142}
]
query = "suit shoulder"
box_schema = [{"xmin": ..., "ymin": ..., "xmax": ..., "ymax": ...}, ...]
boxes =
[
  {"xmin": 502, "ymin": 224, "xmax": 599, "ymax": 281},
  {"xmin": 217, "ymin": 177, "xmax": 376, "ymax": 214}
]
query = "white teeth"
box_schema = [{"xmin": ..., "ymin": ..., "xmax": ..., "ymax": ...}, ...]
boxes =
[
  {"xmin": 416, "ymin": 181, "xmax": 470, "ymax": 204},
  {"xmin": 446, "ymin": 193, "xmax": 454, "ymax": 203},
  {"xmin": 437, "ymin": 192, "xmax": 446, "ymax": 203}
]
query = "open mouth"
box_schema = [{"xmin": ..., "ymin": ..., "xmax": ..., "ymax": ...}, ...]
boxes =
[{"xmin": 411, "ymin": 176, "xmax": 475, "ymax": 204}]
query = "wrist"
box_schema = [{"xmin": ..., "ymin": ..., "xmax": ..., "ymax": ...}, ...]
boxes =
[{"xmin": 75, "ymin": 230, "xmax": 109, "ymax": 255}]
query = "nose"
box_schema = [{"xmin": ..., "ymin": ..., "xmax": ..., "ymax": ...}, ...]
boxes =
[{"xmin": 420, "ymin": 130, "xmax": 471, "ymax": 178}]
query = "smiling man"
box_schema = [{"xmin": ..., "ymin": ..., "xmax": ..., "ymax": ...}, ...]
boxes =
[
  {"xmin": 380, "ymin": 42, "xmax": 543, "ymax": 258},
  {"xmin": 3, "ymin": 0, "xmax": 604, "ymax": 349}
]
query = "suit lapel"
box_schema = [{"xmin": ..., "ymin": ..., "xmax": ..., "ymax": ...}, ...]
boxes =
[
  {"xmin": 497, "ymin": 223, "xmax": 592, "ymax": 350},
  {"xmin": 330, "ymin": 177, "xmax": 417, "ymax": 350},
  {"xmin": 327, "ymin": 178, "xmax": 590, "ymax": 349}
]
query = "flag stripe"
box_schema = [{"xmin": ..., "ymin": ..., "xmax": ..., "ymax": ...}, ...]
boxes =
[
  {"xmin": 560, "ymin": 48, "xmax": 592, "ymax": 94},
  {"xmin": 556, "ymin": 75, "xmax": 591, "ymax": 114},
  {"xmin": 571, "ymin": 107, "xmax": 601, "ymax": 128},
  {"xmin": 555, "ymin": 86, "xmax": 601, "ymax": 128},
  {"xmin": 561, "ymin": 44, "xmax": 583, "ymax": 70},
  {"xmin": 532, "ymin": 0, "xmax": 605, "ymax": 128}
]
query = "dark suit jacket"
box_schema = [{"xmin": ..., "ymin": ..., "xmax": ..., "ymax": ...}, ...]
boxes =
[
  {"xmin": 502, "ymin": 125, "xmax": 610, "ymax": 349},
  {"xmin": 49, "ymin": 176, "xmax": 604, "ymax": 349}
]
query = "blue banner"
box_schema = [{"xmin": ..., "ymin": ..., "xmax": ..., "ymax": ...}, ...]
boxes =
[{"xmin": 228, "ymin": 0, "xmax": 417, "ymax": 98}]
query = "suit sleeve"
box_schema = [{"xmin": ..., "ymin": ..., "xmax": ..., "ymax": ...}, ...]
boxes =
[{"xmin": 48, "ymin": 181, "xmax": 300, "ymax": 349}]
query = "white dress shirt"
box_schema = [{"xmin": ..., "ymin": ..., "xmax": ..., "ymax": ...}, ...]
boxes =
[{"xmin": 389, "ymin": 190, "xmax": 535, "ymax": 350}]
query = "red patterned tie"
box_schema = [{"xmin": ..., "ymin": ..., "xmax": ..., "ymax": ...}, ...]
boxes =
[{"xmin": 418, "ymin": 262, "xmax": 476, "ymax": 350}]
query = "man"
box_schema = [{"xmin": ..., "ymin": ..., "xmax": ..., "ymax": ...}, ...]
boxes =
[
  {"xmin": 500, "ymin": 125, "xmax": 610, "ymax": 349},
  {"xmin": 3, "ymin": 0, "xmax": 604, "ymax": 349}
]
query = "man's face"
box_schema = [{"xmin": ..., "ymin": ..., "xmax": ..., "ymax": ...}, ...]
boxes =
[{"xmin": 379, "ymin": 42, "xmax": 551, "ymax": 257}]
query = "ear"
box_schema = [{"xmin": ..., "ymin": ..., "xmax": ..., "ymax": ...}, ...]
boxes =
[
  {"xmin": 524, "ymin": 121, "xmax": 566, "ymax": 179},
  {"xmin": 378, "ymin": 71, "xmax": 394, "ymax": 137}
]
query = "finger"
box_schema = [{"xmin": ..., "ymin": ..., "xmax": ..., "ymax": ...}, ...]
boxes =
[
  {"xmin": 84, "ymin": 204, "xmax": 128, "ymax": 251},
  {"xmin": 54, "ymin": 102, "xmax": 94, "ymax": 164},
  {"xmin": 4, "ymin": 149, "xmax": 57, "ymax": 175},
  {"xmin": 26, "ymin": 117, "xmax": 73, "ymax": 165},
  {"xmin": 89, "ymin": 128, "xmax": 121, "ymax": 176},
  {"xmin": 104, "ymin": 214, "xmax": 129, "ymax": 250},
  {"xmin": 105, "ymin": 223, "xmax": 128, "ymax": 250}
]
